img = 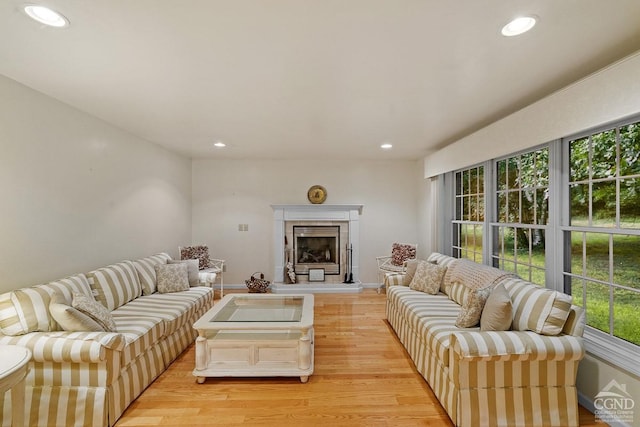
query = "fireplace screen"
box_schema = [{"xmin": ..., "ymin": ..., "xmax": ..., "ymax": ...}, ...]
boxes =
[{"xmin": 293, "ymin": 226, "xmax": 340, "ymax": 275}]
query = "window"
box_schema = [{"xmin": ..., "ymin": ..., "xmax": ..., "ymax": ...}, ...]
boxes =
[
  {"xmin": 444, "ymin": 116, "xmax": 640, "ymax": 374},
  {"xmin": 564, "ymin": 121, "xmax": 640, "ymax": 346},
  {"xmin": 493, "ymin": 148, "xmax": 549, "ymax": 285},
  {"xmin": 452, "ymin": 165, "xmax": 484, "ymax": 262}
]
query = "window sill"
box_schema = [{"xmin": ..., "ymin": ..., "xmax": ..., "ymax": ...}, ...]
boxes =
[{"xmin": 583, "ymin": 327, "xmax": 640, "ymax": 377}]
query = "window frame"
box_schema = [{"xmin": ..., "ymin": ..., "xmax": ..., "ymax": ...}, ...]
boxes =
[
  {"xmin": 491, "ymin": 146, "xmax": 550, "ymax": 285},
  {"xmin": 443, "ymin": 114, "xmax": 640, "ymax": 377},
  {"xmin": 560, "ymin": 116, "xmax": 640, "ymax": 374}
]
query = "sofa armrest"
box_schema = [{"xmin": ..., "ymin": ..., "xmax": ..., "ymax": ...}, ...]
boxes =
[
  {"xmin": 0, "ymin": 331, "xmax": 126, "ymax": 363},
  {"xmin": 384, "ymin": 273, "xmax": 406, "ymax": 288},
  {"xmin": 450, "ymin": 330, "xmax": 584, "ymax": 362}
]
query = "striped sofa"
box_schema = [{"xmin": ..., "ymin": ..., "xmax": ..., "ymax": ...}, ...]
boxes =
[
  {"xmin": 0, "ymin": 253, "xmax": 214, "ymax": 427},
  {"xmin": 385, "ymin": 253, "xmax": 585, "ymax": 427}
]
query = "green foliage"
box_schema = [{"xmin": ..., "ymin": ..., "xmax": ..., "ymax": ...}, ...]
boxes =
[{"xmin": 569, "ymin": 123, "xmax": 640, "ymax": 223}]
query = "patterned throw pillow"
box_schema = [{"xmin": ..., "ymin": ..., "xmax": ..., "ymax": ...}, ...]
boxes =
[
  {"xmin": 180, "ymin": 245, "xmax": 211, "ymax": 270},
  {"xmin": 72, "ymin": 293, "xmax": 117, "ymax": 332},
  {"xmin": 409, "ymin": 261, "xmax": 447, "ymax": 294},
  {"xmin": 169, "ymin": 259, "xmax": 200, "ymax": 286},
  {"xmin": 480, "ymin": 283, "xmax": 513, "ymax": 331},
  {"xmin": 456, "ymin": 286, "xmax": 492, "ymax": 328},
  {"xmin": 391, "ymin": 243, "xmax": 416, "ymax": 266},
  {"xmin": 155, "ymin": 263, "xmax": 190, "ymax": 294},
  {"xmin": 50, "ymin": 292, "xmax": 104, "ymax": 332}
]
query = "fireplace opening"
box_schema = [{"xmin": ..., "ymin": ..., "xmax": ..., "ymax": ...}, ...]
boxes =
[{"xmin": 293, "ymin": 226, "xmax": 340, "ymax": 275}]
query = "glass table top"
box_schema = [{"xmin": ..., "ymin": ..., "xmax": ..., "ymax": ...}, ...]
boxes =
[{"xmin": 210, "ymin": 296, "xmax": 304, "ymax": 322}]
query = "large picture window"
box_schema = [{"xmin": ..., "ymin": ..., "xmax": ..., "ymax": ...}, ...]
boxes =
[
  {"xmin": 564, "ymin": 121, "xmax": 640, "ymax": 346},
  {"xmin": 452, "ymin": 165, "xmax": 484, "ymax": 263},
  {"xmin": 492, "ymin": 148, "xmax": 548, "ymax": 285},
  {"xmin": 445, "ymin": 116, "xmax": 640, "ymax": 373}
]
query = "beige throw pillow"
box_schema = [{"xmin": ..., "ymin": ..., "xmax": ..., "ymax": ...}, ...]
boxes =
[
  {"xmin": 155, "ymin": 263, "xmax": 190, "ymax": 293},
  {"xmin": 409, "ymin": 261, "xmax": 447, "ymax": 294},
  {"xmin": 169, "ymin": 259, "xmax": 200, "ymax": 286},
  {"xmin": 50, "ymin": 292, "xmax": 104, "ymax": 332},
  {"xmin": 456, "ymin": 286, "xmax": 492, "ymax": 328},
  {"xmin": 402, "ymin": 259, "xmax": 421, "ymax": 286},
  {"xmin": 71, "ymin": 293, "xmax": 117, "ymax": 332},
  {"xmin": 480, "ymin": 283, "xmax": 513, "ymax": 331}
]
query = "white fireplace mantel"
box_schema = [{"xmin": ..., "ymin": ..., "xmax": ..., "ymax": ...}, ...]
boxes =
[{"xmin": 272, "ymin": 204, "xmax": 363, "ymax": 284}]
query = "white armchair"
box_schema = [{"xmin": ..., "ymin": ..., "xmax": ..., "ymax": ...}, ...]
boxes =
[
  {"xmin": 376, "ymin": 243, "xmax": 417, "ymax": 293},
  {"xmin": 179, "ymin": 245, "xmax": 225, "ymax": 297}
]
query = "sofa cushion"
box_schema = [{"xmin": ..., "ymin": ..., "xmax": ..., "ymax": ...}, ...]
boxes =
[
  {"xmin": 87, "ymin": 261, "xmax": 142, "ymax": 311},
  {"xmin": 112, "ymin": 287, "xmax": 213, "ymax": 337},
  {"xmin": 502, "ymin": 277, "xmax": 573, "ymax": 336},
  {"xmin": 480, "ymin": 283, "xmax": 513, "ymax": 331},
  {"xmin": 155, "ymin": 263, "xmax": 190, "ymax": 293},
  {"xmin": 50, "ymin": 292, "xmax": 104, "ymax": 332},
  {"xmin": 72, "ymin": 293, "xmax": 117, "ymax": 332},
  {"xmin": 388, "ymin": 286, "xmax": 461, "ymax": 321},
  {"xmin": 0, "ymin": 292, "xmax": 23, "ymax": 335},
  {"xmin": 409, "ymin": 261, "xmax": 447, "ymax": 294},
  {"xmin": 0, "ymin": 273, "xmax": 95, "ymax": 335},
  {"xmin": 112, "ymin": 314, "xmax": 166, "ymax": 368},
  {"xmin": 8, "ymin": 286, "xmax": 58, "ymax": 334},
  {"xmin": 133, "ymin": 253, "xmax": 172, "ymax": 295},
  {"xmin": 456, "ymin": 286, "xmax": 492, "ymax": 328}
]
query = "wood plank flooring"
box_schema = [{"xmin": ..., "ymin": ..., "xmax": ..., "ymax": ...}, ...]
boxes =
[{"xmin": 116, "ymin": 290, "xmax": 599, "ymax": 426}]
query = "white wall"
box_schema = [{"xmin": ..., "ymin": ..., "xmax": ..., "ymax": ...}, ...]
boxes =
[
  {"xmin": 192, "ymin": 158, "xmax": 421, "ymax": 284},
  {"xmin": 422, "ymin": 50, "xmax": 640, "ymax": 425},
  {"xmin": 0, "ymin": 75, "xmax": 192, "ymax": 293}
]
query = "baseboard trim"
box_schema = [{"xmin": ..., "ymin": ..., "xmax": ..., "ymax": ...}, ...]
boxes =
[{"xmin": 271, "ymin": 282, "xmax": 363, "ymax": 293}]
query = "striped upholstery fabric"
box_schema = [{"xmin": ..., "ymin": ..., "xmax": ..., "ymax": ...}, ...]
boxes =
[
  {"xmin": 0, "ymin": 275, "xmax": 94, "ymax": 335},
  {"xmin": 386, "ymin": 253, "xmax": 586, "ymax": 427},
  {"xmin": 87, "ymin": 261, "xmax": 142, "ymax": 311},
  {"xmin": 383, "ymin": 272, "xmax": 405, "ymax": 288},
  {"xmin": 503, "ymin": 277, "xmax": 573, "ymax": 335},
  {"xmin": 133, "ymin": 252, "xmax": 172, "ymax": 295},
  {"xmin": 0, "ymin": 258, "xmax": 215, "ymax": 427},
  {"xmin": 45, "ymin": 273, "xmax": 94, "ymax": 304}
]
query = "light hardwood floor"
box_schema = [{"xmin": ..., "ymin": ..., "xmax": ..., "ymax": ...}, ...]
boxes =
[{"xmin": 116, "ymin": 290, "xmax": 598, "ymax": 426}]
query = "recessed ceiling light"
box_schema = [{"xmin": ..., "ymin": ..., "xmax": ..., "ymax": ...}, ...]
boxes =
[
  {"xmin": 380, "ymin": 143, "xmax": 393, "ymax": 150},
  {"xmin": 23, "ymin": 5, "xmax": 69, "ymax": 28},
  {"xmin": 501, "ymin": 16, "xmax": 537, "ymax": 37},
  {"xmin": 213, "ymin": 141, "xmax": 226, "ymax": 148}
]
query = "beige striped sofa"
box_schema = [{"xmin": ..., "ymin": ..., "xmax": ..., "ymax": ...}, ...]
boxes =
[
  {"xmin": 385, "ymin": 253, "xmax": 586, "ymax": 427},
  {"xmin": 0, "ymin": 253, "xmax": 214, "ymax": 427}
]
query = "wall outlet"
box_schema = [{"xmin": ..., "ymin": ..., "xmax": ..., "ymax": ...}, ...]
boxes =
[{"xmin": 238, "ymin": 224, "xmax": 249, "ymax": 231}]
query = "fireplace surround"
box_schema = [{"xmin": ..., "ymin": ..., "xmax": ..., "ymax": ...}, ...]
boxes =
[{"xmin": 271, "ymin": 204, "xmax": 363, "ymax": 286}]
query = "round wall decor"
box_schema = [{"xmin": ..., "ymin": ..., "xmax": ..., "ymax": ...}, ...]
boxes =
[{"xmin": 307, "ymin": 185, "xmax": 327, "ymax": 204}]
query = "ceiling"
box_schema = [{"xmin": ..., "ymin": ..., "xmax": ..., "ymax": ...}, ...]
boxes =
[{"xmin": 2, "ymin": 1, "xmax": 640, "ymax": 160}]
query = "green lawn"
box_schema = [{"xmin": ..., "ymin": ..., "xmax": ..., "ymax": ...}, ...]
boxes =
[{"xmin": 459, "ymin": 229, "xmax": 640, "ymax": 345}]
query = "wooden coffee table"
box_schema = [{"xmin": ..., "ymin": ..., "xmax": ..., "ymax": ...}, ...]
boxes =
[{"xmin": 193, "ymin": 294, "xmax": 314, "ymax": 383}]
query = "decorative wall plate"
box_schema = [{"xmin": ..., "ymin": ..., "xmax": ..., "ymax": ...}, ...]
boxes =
[{"xmin": 307, "ymin": 185, "xmax": 327, "ymax": 204}]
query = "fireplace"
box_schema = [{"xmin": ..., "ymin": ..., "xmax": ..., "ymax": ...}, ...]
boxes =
[
  {"xmin": 271, "ymin": 204, "xmax": 363, "ymax": 286},
  {"xmin": 294, "ymin": 226, "xmax": 340, "ymax": 275}
]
